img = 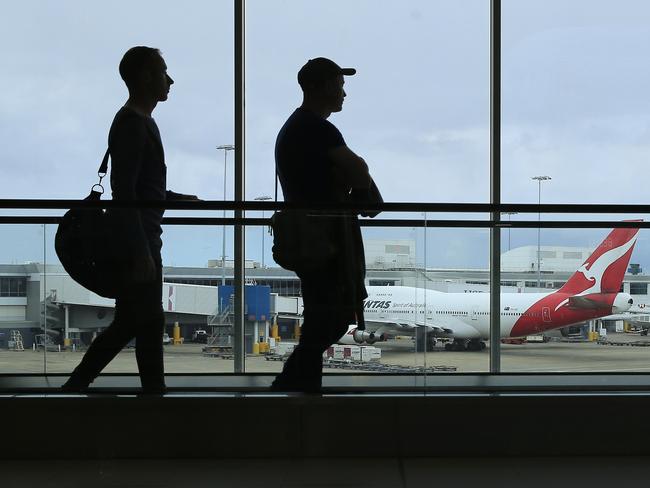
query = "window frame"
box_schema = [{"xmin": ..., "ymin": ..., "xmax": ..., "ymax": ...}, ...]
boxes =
[{"xmin": 2, "ymin": 0, "xmax": 650, "ymax": 389}]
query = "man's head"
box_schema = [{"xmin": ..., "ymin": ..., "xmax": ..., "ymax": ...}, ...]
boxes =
[
  {"xmin": 119, "ymin": 46, "xmax": 174, "ymax": 102},
  {"xmin": 298, "ymin": 57, "xmax": 356, "ymax": 113}
]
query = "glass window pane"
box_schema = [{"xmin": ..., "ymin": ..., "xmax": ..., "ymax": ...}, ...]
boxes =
[
  {"xmin": 1, "ymin": 0, "xmax": 234, "ymax": 383},
  {"xmin": 0, "ymin": 0, "xmax": 233, "ymax": 200},
  {"xmin": 160, "ymin": 223, "xmax": 235, "ymax": 374},
  {"xmin": 246, "ymin": 0, "xmax": 490, "ymax": 203},
  {"xmin": 245, "ymin": 217, "xmax": 491, "ymax": 382},
  {"xmin": 501, "ymin": 218, "xmax": 647, "ymax": 373},
  {"xmin": 0, "ymin": 225, "xmax": 47, "ymax": 371},
  {"xmin": 502, "ymin": 0, "xmax": 650, "ymax": 204}
]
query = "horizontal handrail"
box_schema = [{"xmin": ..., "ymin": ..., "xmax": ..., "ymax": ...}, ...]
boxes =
[
  {"xmin": 0, "ymin": 217, "xmax": 649, "ymax": 229},
  {"xmin": 1, "ymin": 199, "xmax": 650, "ymax": 214}
]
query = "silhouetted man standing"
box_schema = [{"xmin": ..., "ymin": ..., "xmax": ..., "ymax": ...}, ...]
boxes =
[
  {"xmin": 272, "ymin": 57, "xmax": 379, "ymax": 393},
  {"xmin": 63, "ymin": 47, "xmax": 196, "ymax": 393}
]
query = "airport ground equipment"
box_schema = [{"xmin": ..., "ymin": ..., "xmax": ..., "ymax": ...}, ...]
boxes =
[
  {"xmin": 265, "ymin": 354, "xmax": 286, "ymax": 361},
  {"xmin": 323, "ymin": 358, "xmax": 457, "ymax": 373},
  {"xmin": 172, "ymin": 322, "xmax": 183, "ymax": 345},
  {"xmin": 9, "ymin": 330, "xmax": 24, "ymax": 351},
  {"xmin": 264, "ymin": 353, "xmax": 457, "ymax": 373},
  {"xmin": 33, "ymin": 334, "xmax": 60, "ymax": 352},
  {"xmin": 192, "ymin": 329, "xmax": 208, "ymax": 343},
  {"xmin": 444, "ymin": 338, "xmax": 487, "ymax": 351},
  {"xmin": 202, "ymin": 345, "xmax": 234, "ymax": 359},
  {"xmin": 597, "ymin": 339, "xmax": 650, "ymax": 347},
  {"xmin": 274, "ymin": 342, "xmax": 297, "ymax": 357},
  {"xmin": 415, "ymin": 327, "xmax": 438, "ymax": 352},
  {"xmin": 526, "ymin": 335, "xmax": 547, "ymax": 343},
  {"xmin": 206, "ymin": 295, "xmax": 233, "ymax": 348},
  {"xmin": 325, "ymin": 344, "xmax": 381, "ymax": 362}
]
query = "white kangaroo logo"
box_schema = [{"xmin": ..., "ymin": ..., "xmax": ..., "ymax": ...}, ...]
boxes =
[
  {"xmin": 574, "ymin": 236, "xmax": 636, "ymax": 296},
  {"xmin": 554, "ymin": 235, "xmax": 636, "ymax": 312}
]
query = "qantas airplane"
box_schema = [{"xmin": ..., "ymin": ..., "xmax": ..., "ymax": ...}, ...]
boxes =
[{"xmin": 340, "ymin": 226, "xmax": 639, "ymax": 351}]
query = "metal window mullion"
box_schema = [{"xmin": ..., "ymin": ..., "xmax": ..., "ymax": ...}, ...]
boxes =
[
  {"xmin": 234, "ymin": 0, "xmax": 246, "ymax": 373},
  {"xmin": 489, "ymin": 0, "xmax": 501, "ymax": 374}
]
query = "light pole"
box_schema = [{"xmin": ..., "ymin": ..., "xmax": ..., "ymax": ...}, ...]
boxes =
[
  {"xmin": 531, "ymin": 175, "xmax": 551, "ymax": 289},
  {"xmin": 254, "ymin": 195, "xmax": 272, "ymax": 268},
  {"xmin": 504, "ymin": 212, "xmax": 518, "ymax": 251},
  {"xmin": 218, "ymin": 145, "xmax": 235, "ymax": 286}
]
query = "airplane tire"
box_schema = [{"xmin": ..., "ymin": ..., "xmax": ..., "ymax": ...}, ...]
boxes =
[{"xmin": 444, "ymin": 343, "xmax": 453, "ymax": 351}]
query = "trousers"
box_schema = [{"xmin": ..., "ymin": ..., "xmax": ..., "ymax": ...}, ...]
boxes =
[
  {"xmin": 68, "ymin": 264, "xmax": 165, "ymax": 390},
  {"xmin": 274, "ymin": 271, "xmax": 353, "ymax": 390}
]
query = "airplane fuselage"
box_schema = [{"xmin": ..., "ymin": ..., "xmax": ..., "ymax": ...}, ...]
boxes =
[{"xmin": 364, "ymin": 286, "xmax": 633, "ymax": 340}]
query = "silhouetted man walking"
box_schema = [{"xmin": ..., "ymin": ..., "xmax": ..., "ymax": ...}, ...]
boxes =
[
  {"xmin": 63, "ymin": 47, "xmax": 196, "ymax": 393},
  {"xmin": 272, "ymin": 57, "xmax": 380, "ymax": 393}
]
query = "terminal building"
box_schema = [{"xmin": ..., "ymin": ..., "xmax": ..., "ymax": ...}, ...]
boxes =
[{"xmin": 1, "ymin": 239, "xmax": 648, "ymax": 349}]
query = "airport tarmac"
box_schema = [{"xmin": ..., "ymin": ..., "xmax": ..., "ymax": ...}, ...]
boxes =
[{"xmin": 1, "ymin": 332, "xmax": 650, "ymax": 375}]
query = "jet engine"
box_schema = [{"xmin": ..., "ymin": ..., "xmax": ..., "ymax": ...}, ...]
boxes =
[{"xmin": 352, "ymin": 329, "xmax": 386, "ymax": 345}]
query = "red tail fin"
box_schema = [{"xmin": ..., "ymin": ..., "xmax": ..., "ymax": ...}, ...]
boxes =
[{"xmin": 558, "ymin": 223, "xmax": 640, "ymax": 296}]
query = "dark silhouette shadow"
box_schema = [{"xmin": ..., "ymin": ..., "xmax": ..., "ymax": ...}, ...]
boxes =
[
  {"xmin": 271, "ymin": 58, "xmax": 382, "ymax": 393},
  {"xmin": 62, "ymin": 46, "xmax": 198, "ymax": 394}
]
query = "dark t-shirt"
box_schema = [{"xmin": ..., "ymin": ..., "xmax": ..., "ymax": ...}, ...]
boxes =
[
  {"xmin": 108, "ymin": 106, "xmax": 167, "ymax": 258},
  {"xmin": 275, "ymin": 107, "xmax": 346, "ymax": 203},
  {"xmin": 274, "ymin": 107, "xmax": 368, "ymax": 314}
]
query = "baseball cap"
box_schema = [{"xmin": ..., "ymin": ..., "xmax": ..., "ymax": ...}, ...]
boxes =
[{"xmin": 297, "ymin": 57, "xmax": 356, "ymax": 87}]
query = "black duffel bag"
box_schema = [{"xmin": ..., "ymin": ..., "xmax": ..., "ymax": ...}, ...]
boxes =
[
  {"xmin": 271, "ymin": 209, "xmax": 339, "ymax": 273},
  {"xmin": 55, "ymin": 149, "xmax": 122, "ymax": 299},
  {"xmin": 270, "ymin": 167, "xmax": 340, "ymax": 273}
]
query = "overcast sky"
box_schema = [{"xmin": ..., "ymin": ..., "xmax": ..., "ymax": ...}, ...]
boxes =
[{"xmin": 2, "ymin": 0, "xmax": 650, "ymax": 271}]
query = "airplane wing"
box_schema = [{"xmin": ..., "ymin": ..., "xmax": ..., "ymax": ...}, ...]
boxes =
[{"xmin": 363, "ymin": 317, "xmax": 461, "ymax": 337}]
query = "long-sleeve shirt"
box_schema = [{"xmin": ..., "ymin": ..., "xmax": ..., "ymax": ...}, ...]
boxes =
[{"xmin": 108, "ymin": 106, "xmax": 167, "ymax": 259}]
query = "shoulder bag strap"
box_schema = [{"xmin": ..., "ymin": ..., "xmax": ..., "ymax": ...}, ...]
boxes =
[
  {"xmin": 274, "ymin": 161, "xmax": 278, "ymax": 205},
  {"xmin": 98, "ymin": 147, "xmax": 110, "ymax": 176},
  {"xmin": 91, "ymin": 148, "xmax": 110, "ymax": 197}
]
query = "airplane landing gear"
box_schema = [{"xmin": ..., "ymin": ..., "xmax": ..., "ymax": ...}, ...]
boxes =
[
  {"xmin": 467, "ymin": 339, "xmax": 486, "ymax": 351},
  {"xmin": 444, "ymin": 339, "xmax": 467, "ymax": 352},
  {"xmin": 444, "ymin": 339, "xmax": 486, "ymax": 351},
  {"xmin": 415, "ymin": 329, "xmax": 437, "ymax": 352}
]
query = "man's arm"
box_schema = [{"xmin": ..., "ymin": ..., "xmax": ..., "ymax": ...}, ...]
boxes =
[
  {"xmin": 328, "ymin": 145, "xmax": 371, "ymax": 189},
  {"xmin": 166, "ymin": 190, "xmax": 200, "ymax": 201},
  {"xmin": 351, "ymin": 176, "xmax": 383, "ymax": 218}
]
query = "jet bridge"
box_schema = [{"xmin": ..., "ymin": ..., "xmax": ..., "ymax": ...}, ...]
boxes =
[{"xmin": 42, "ymin": 275, "xmax": 304, "ymax": 346}]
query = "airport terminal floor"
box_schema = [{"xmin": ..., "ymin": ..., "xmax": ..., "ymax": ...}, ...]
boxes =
[{"xmin": 3, "ymin": 457, "xmax": 650, "ymax": 488}]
